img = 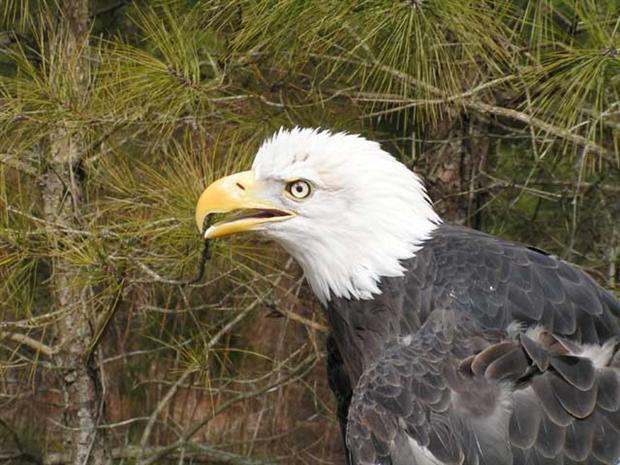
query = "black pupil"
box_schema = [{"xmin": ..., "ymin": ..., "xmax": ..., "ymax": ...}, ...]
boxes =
[{"xmin": 290, "ymin": 181, "xmax": 307, "ymax": 197}]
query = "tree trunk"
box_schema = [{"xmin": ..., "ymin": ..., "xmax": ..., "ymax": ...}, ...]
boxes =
[
  {"xmin": 422, "ymin": 116, "xmax": 490, "ymax": 226},
  {"xmin": 43, "ymin": 2, "xmax": 110, "ymax": 464}
]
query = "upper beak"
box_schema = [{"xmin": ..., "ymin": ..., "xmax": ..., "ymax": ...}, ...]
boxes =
[{"xmin": 195, "ymin": 170, "xmax": 294, "ymax": 239}]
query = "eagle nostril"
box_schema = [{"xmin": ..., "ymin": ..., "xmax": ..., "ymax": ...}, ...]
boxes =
[{"xmin": 236, "ymin": 182, "xmax": 246, "ymax": 191}]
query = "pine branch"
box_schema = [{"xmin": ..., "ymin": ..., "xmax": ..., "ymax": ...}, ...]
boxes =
[
  {"xmin": 0, "ymin": 152, "xmax": 38, "ymax": 175},
  {"xmin": 138, "ymin": 261, "xmax": 297, "ymax": 459},
  {"xmin": 0, "ymin": 309, "xmax": 67, "ymax": 330},
  {"xmin": 138, "ymin": 352, "xmax": 318, "ymax": 465},
  {"xmin": 467, "ymin": 101, "xmax": 613, "ymax": 161},
  {"xmin": 0, "ymin": 331, "xmax": 56, "ymax": 356},
  {"xmin": 340, "ymin": 58, "xmax": 615, "ymax": 159},
  {"xmin": 314, "ymin": 46, "xmax": 617, "ymax": 160},
  {"xmin": 45, "ymin": 445, "xmax": 276, "ymax": 465}
]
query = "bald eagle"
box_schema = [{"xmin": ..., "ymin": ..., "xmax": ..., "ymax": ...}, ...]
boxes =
[{"xmin": 195, "ymin": 128, "xmax": 620, "ymax": 465}]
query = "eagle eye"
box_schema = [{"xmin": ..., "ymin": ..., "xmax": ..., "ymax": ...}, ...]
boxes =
[{"xmin": 286, "ymin": 180, "xmax": 312, "ymax": 200}]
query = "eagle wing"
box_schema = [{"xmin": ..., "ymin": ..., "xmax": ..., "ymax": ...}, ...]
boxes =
[
  {"xmin": 346, "ymin": 308, "xmax": 620, "ymax": 465},
  {"xmin": 403, "ymin": 225, "xmax": 620, "ymax": 343},
  {"xmin": 327, "ymin": 224, "xmax": 620, "ymax": 464}
]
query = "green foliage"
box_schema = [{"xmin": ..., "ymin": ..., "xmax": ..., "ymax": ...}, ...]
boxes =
[
  {"xmin": 100, "ymin": 7, "xmax": 225, "ymax": 127},
  {"xmin": 522, "ymin": 0, "xmax": 620, "ymax": 148},
  {"xmin": 0, "ymin": 0, "xmax": 618, "ymax": 462}
]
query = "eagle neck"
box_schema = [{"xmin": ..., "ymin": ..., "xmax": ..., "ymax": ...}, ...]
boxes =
[{"xmin": 325, "ymin": 274, "xmax": 412, "ymax": 383}]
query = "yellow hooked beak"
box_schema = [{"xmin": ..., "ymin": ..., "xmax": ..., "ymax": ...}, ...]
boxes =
[{"xmin": 195, "ymin": 170, "xmax": 295, "ymax": 239}]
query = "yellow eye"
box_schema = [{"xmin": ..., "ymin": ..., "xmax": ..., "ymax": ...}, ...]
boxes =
[{"xmin": 286, "ymin": 180, "xmax": 312, "ymax": 199}]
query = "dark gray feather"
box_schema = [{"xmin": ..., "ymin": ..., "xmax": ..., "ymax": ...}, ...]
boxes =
[{"xmin": 325, "ymin": 224, "xmax": 620, "ymax": 465}]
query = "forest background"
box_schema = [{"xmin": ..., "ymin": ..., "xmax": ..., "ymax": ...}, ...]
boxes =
[{"xmin": 0, "ymin": 1, "xmax": 619, "ymax": 464}]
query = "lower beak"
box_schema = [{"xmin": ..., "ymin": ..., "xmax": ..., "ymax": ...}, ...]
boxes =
[{"xmin": 195, "ymin": 170, "xmax": 294, "ymax": 239}]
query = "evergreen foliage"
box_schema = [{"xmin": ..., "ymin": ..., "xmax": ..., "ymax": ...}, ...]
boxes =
[{"xmin": 0, "ymin": 1, "xmax": 618, "ymax": 464}]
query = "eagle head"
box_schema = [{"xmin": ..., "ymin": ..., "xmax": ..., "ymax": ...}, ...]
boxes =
[{"xmin": 195, "ymin": 128, "xmax": 440, "ymax": 304}]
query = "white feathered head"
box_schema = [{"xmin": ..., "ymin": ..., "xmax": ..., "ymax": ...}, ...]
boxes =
[{"xmin": 196, "ymin": 128, "xmax": 440, "ymax": 304}]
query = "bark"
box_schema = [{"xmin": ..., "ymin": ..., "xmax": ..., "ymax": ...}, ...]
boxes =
[
  {"xmin": 42, "ymin": 2, "xmax": 110, "ymax": 464},
  {"xmin": 422, "ymin": 116, "xmax": 490, "ymax": 225}
]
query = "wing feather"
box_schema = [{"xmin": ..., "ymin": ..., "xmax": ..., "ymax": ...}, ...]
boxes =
[
  {"xmin": 346, "ymin": 306, "xmax": 620, "ymax": 465},
  {"xmin": 548, "ymin": 355, "xmax": 595, "ymax": 390},
  {"xmin": 509, "ymin": 389, "xmax": 542, "ymax": 448},
  {"xmin": 597, "ymin": 368, "xmax": 620, "ymax": 411},
  {"xmin": 328, "ymin": 225, "xmax": 620, "ymax": 465}
]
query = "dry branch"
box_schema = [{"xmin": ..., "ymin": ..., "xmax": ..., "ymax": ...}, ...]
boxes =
[
  {"xmin": 44, "ymin": 445, "xmax": 276, "ymax": 465},
  {"xmin": 0, "ymin": 331, "xmax": 57, "ymax": 356},
  {"xmin": 138, "ymin": 352, "xmax": 318, "ymax": 465}
]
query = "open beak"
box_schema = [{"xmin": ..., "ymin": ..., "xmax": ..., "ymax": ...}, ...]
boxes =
[{"xmin": 195, "ymin": 170, "xmax": 294, "ymax": 239}]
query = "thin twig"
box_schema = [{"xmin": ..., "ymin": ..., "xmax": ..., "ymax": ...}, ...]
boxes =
[
  {"xmin": 0, "ymin": 331, "xmax": 57, "ymax": 356},
  {"xmin": 44, "ymin": 444, "xmax": 276, "ymax": 465},
  {"xmin": 138, "ymin": 295, "xmax": 265, "ymax": 459},
  {"xmin": 314, "ymin": 52, "xmax": 615, "ymax": 159},
  {"xmin": 139, "ymin": 353, "xmax": 318, "ymax": 465}
]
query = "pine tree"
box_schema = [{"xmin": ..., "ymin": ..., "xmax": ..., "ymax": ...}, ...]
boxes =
[{"xmin": 0, "ymin": 1, "xmax": 618, "ymax": 463}]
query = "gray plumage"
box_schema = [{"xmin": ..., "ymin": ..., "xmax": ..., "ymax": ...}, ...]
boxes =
[{"xmin": 326, "ymin": 224, "xmax": 620, "ymax": 465}]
